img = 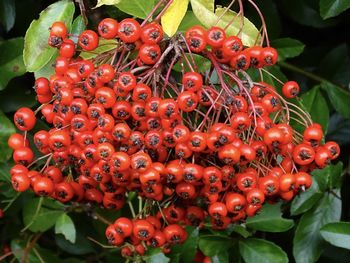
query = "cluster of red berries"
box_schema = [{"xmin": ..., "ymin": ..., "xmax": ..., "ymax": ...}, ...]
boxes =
[{"xmin": 7, "ymin": 17, "xmax": 340, "ymax": 258}]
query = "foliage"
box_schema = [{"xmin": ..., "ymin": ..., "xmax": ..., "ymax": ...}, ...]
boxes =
[{"xmin": 0, "ymin": 0, "xmax": 350, "ymax": 262}]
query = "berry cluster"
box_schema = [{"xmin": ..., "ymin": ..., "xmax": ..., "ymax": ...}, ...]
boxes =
[{"xmin": 7, "ymin": 16, "xmax": 339, "ymax": 258}]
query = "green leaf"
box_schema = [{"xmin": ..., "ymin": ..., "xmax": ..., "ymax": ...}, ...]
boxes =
[
  {"xmin": 55, "ymin": 214, "xmax": 76, "ymax": 243},
  {"xmin": 173, "ymin": 53, "xmax": 211, "ymax": 73},
  {"xmin": 239, "ymin": 238, "xmax": 288, "ymax": 263},
  {"xmin": 0, "ymin": 162, "xmax": 11, "ymax": 182},
  {"xmin": 190, "ymin": 0, "xmax": 260, "ymax": 47},
  {"xmin": 23, "ymin": 0, "xmax": 75, "ymax": 72},
  {"xmin": 95, "ymin": 0, "xmax": 122, "ymax": 8},
  {"xmin": 0, "ymin": 0, "xmax": 15, "ymax": 32},
  {"xmin": 70, "ymin": 15, "xmax": 86, "ymax": 41},
  {"xmin": 320, "ymin": 0, "xmax": 350, "ymax": 19},
  {"xmin": 0, "ymin": 37, "xmax": 26, "ymax": 90},
  {"xmin": 115, "ymin": 0, "xmax": 155, "ymax": 19},
  {"xmin": 293, "ymin": 191, "xmax": 342, "ymax": 263},
  {"xmin": 23, "ymin": 197, "xmax": 64, "ymax": 232},
  {"xmin": 178, "ymin": 11, "xmax": 203, "ymax": 32},
  {"xmin": 231, "ymin": 224, "xmax": 251, "ymax": 238},
  {"xmin": 199, "ymin": 235, "xmax": 234, "ymax": 256},
  {"xmin": 145, "ymin": 252, "xmax": 170, "ymax": 263},
  {"xmin": 271, "ymin": 38, "xmax": 305, "ymax": 61},
  {"xmin": 320, "ymin": 222, "xmax": 350, "ymax": 249},
  {"xmin": 0, "ymin": 0, "xmax": 16, "ymax": 32},
  {"xmin": 34, "ymin": 51, "xmax": 57, "ymax": 79},
  {"xmin": 0, "ymin": 111, "xmax": 16, "ymax": 162},
  {"xmin": 318, "ymin": 44, "xmax": 350, "ymax": 86},
  {"xmin": 161, "ymin": 0, "xmax": 189, "ymax": 37},
  {"xmin": 211, "ymin": 251, "xmax": 229, "ymax": 263},
  {"xmin": 322, "ymin": 82, "xmax": 350, "ymax": 119},
  {"xmin": 171, "ymin": 227, "xmax": 199, "ymax": 263},
  {"xmin": 312, "ymin": 163, "xmax": 343, "ymax": 191},
  {"xmin": 291, "ymin": 179, "xmax": 323, "ymax": 216},
  {"xmin": 300, "ymin": 86, "xmax": 329, "ymax": 133},
  {"xmin": 0, "ymin": 79, "xmax": 37, "ymax": 113},
  {"xmin": 246, "ymin": 203, "xmax": 294, "ymax": 232},
  {"xmin": 80, "ymin": 39, "xmax": 118, "ymax": 60}
]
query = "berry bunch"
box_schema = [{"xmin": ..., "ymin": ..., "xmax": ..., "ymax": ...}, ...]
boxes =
[{"xmin": 8, "ymin": 16, "xmax": 339, "ymax": 259}]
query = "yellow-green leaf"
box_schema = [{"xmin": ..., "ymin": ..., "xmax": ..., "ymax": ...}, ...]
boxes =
[
  {"xmin": 95, "ymin": 0, "xmax": 122, "ymax": 8},
  {"xmin": 80, "ymin": 39, "xmax": 118, "ymax": 60},
  {"xmin": 161, "ymin": 0, "xmax": 189, "ymax": 37},
  {"xmin": 190, "ymin": 0, "xmax": 260, "ymax": 46}
]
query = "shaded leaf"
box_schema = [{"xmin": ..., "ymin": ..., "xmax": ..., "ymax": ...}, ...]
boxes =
[
  {"xmin": 173, "ymin": 53, "xmax": 211, "ymax": 73},
  {"xmin": 0, "ymin": 111, "xmax": 16, "ymax": 162},
  {"xmin": 322, "ymin": 82, "xmax": 350, "ymax": 119},
  {"xmin": 239, "ymin": 238, "xmax": 288, "ymax": 263},
  {"xmin": 55, "ymin": 214, "xmax": 76, "ymax": 243},
  {"xmin": 198, "ymin": 235, "xmax": 234, "ymax": 256},
  {"xmin": 190, "ymin": 0, "xmax": 260, "ymax": 46},
  {"xmin": 312, "ymin": 163, "xmax": 343, "ymax": 191},
  {"xmin": 246, "ymin": 203, "xmax": 294, "ymax": 232},
  {"xmin": 211, "ymin": 251, "xmax": 229, "ymax": 263},
  {"xmin": 327, "ymin": 113, "xmax": 350, "ymax": 145},
  {"xmin": 293, "ymin": 191, "xmax": 342, "ymax": 263},
  {"xmin": 291, "ymin": 179, "xmax": 323, "ymax": 216},
  {"xmin": 0, "ymin": 37, "xmax": 26, "ymax": 90},
  {"xmin": 320, "ymin": 0, "xmax": 350, "ymax": 19},
  {"xmin": 320, "ymin": 222, "xmax": 350, "ymax": 250},
  {"xmin": 23, "ymin": 197, "xmax": 64, "ymax": 232},
  {"xmin": 161, "ymin": 0, "xmax": 189, "ymax": 37},
  {"xmin": 23, "ymin": 0, "xmax": 75, "ymax": 72},
  {"xmin": 300, "ymin": 86, "xmax": 329, "ymax": 133},
  {"xmin": 171, "ymin": 227, "xmax": 199, "ymax": 263},
  {"xmin": 271, "ymin": 38, "xmax": 305, "ymax": 61},
  {"xmin": 0, "ymin": 79, "xmax": 37, "ymax": 113},
  {"xmin": 115, "ymin": 0, "xmax": 155, "ymax": 19},
  {"xmin": 0, "ymin": 0, "xmax": 15, "ymax": 32}
]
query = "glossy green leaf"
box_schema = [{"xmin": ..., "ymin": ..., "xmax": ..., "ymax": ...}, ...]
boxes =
[
  {"xmin": 23, "ymin": 197, "xmax": 64, "ymax": 232},
  {"xmin": 34, "ymin": 51, "xmax": 57, "ymax": 79},
  {"xmin": 0, "ymin": 0, "xmax": 15, "ymax": 32},
  {"xmin": 23, "ymin": 0, "xmax": 75, "ymax": 72},
  {"xmin": 246, "ymin": 203, "xmax": 294, "ymax": 232},
  {"xmin": 320, "ymin": 222, "xmax": 350, "ymax": 249},
  {"xmin": 300, "ymin": 86, "xmax": 329, "ymax": 133},
  {"xmin": 115, "ymin": 0, "xmax": 155, "ymax": 19},
  {"xmin": 291, "ymin": 179, "xmax": 323, "ymax": 216},
  {"xmin": 327, "ymin": 114, "xmax": 350, "ymax": 145},
  {"xmin": 293, "ymin": 191, "xmax": 342, "ymax": 263},
  {"xmin": 170, "ymin": 227, "xmax": 199, "ymax": 263},
  {"xmin": 55, "ymin": 214, "xmax": 76, "ymax": 243},
  {"xmin": 95, "ymin": 0, "xmax": 122, "ymax": 8},
  {"xmin": 198, "ymin": 235, "xmax": 234, "ymax": 256},
  {"xmin": 145, "ymin": 251, "xmax": 170, "ymax": 263},
  {"xmin": 322, "ymin": 82, "xmax": 350, "ymax": 119},
  {"xmin": 178, "ymin": 11, "xmax": 202, "ymax": 32},
  {"xmin": 211, "ymin": 251, "xmax": 229, "ymax": 263},
  {"xmin": 0, "ymin": 37, "xmax": 26, "ymax": 90},
  {"xmin": 239, "ymin": 238, "xmax": 288, "ymax": 263},
  {"xmin": 0, "ymin": 111, "xmax": 16, "ymax": 162},
  {"xmin": 320, "ymin": 0, "xmax": 350, "ymax": 19},
  {"xmin": 312, "ymin": 162, "xmax": 343, "ymax": 191},
  {"xmin": 231, "ymin": 224, "xmax": 251, "ymax": 238},
  {"xmin": 190, "ymin": 0, "xmax": 260, "ymax": 46},
  {"xmin": 271, "ymin": 38, "xmax": 305, "ymax": 61},
  {"xmin": 70, "ymin": 15, "xmax": 86, "ymax": 42},
  {"xmin": 80, "ymin": 39, "xmax": 118, "ymax": 60}
]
